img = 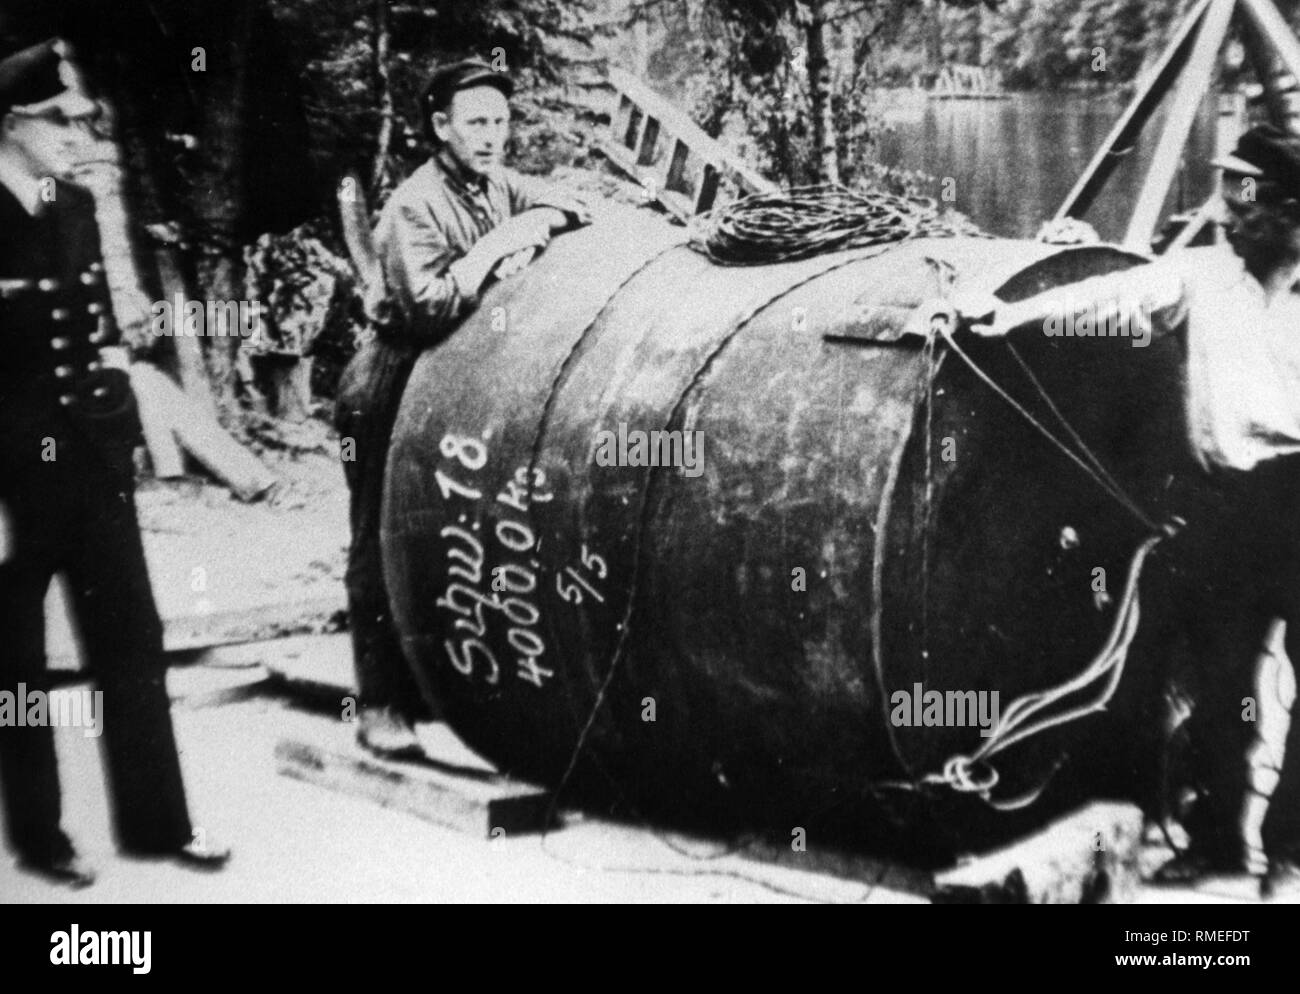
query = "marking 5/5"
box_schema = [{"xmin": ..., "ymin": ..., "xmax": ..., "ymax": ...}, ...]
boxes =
[{"xmin": 556, "ymin": 544, "xmax": 608, "ymax": 605}]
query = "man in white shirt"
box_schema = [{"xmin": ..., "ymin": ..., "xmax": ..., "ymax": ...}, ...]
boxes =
[
  {"xmin": 1154, "ymin": 124, "xmax": 1300, "ymax": 893},
  {"xmin": 959, "ymin": 124, "xmax": 1300, "ymax": 891}
]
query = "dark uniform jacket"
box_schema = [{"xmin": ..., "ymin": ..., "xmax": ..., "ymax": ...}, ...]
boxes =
[
  {"xmin": 0, "ymin": 168, "xmax": 194, "ymax": 860},
  {"xmin": 0, "ymin": 177, "xmax": 138, "ymax": 478}
]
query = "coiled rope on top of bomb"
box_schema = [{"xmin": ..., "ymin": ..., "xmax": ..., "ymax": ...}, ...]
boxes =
[{"xmin": 688, "ymin": 183, "xmax": 987, "ymax": 265}]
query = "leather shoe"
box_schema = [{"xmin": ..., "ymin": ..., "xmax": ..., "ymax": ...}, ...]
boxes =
[
  {"xmin": 1261, "ymin": 855, "xmax": 1300, "ymax": 899},
  {"xmin": 172, "ymin": 831, "xmax": 231, "ymax": 871},
  {"xmin": 1150, "ymin": 848, "xmax": 1244, "ymax": 886},
  {"xmin": 357, "ymin": 705, "xmax": 424, "ymax": 761},
  {"xmin": 128, "ymin": 831, "xmax": 231, "ymax": 871},
  {"xmin": 18, "ymin": 850, "xmax": 96, "ymax": 889}
]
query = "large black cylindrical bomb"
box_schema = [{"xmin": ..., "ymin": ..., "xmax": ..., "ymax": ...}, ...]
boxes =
[{"xmin": 382, "ymin": 204, "xmax": 1192, "ymax": 853}]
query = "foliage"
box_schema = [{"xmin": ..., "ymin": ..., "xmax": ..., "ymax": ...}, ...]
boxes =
[
  {"xmin": 31, "ymin": 0, "xmax": 1257, "ymax": 414},
  {"xmin": 646, "ymin": 0, "xmax": 1203, "ymax": 189},
  {"xmin": 269, "ymin": 0, "xmax": 606, "ymax": 201}
]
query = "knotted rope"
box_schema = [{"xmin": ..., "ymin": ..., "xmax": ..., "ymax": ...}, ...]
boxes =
[{"xmin": 689, "ymin": 183, "xmax": 986, "ymax": 265}]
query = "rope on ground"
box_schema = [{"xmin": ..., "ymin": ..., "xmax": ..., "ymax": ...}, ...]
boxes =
[{"xmin": 688, "ymin": 183, "xmax": 986, "ymax": 266}]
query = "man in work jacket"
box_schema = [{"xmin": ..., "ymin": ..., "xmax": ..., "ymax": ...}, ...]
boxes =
[{"xmin": 335, "ymin": 57, "xmax": 590, "ymax": 759}]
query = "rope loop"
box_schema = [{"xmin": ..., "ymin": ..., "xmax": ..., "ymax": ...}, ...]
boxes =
[
  {"xmin": 935, "ymin": 755, "xmax": 1000, "ymax": 796},
  {"xmin": 910, "ymin": 310, "xmax": 1189, "ymax": 808},
  {"xmin": 919, "ymin": 527, "xmax": 1172, "ymax": 808}
]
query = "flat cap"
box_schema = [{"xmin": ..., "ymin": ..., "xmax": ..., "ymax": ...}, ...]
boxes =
[
  {"xmin": 1213, "ymin": 122, "xmax": 1300, "ymax": 197},
  {"xmin": 0, "ymin": 38, "xmax": 61, "ymax": 115},
  {"xmin": 419, "ymin": 57, "xmax": 514, "ymax": 141}
]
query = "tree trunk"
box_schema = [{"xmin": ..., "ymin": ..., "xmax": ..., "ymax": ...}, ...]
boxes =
[
  {"xmin": 191, "ymin": 0, "xmax": 256, "ymax": 428},
  {"xmin": 371, "ymin": 0, "xmax": 395, "ymax": 194},
  {"xmin": 630, "ymin": 15, "xmax": 650, "ymax": 77},
  {"xmin": 804, "ymin": 1, "xmax": 839, "ymax": 185},
  {"xmin": 928, "ymin": 0, "xmax": 944, "ymax": 68}
]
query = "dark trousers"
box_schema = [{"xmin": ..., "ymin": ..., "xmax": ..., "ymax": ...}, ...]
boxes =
[
  {"xmin": 335, "ymin": 338, "xmax": 428, "ymax": 717},
  {"xmin": 0, "ymin": 441, "xmax": 192, "ymax": 860},
  {"xmin": 1180, "ymin": 457, "xmax": 1300, "ymax": 860},
  {"xmin": 1261, "ymin": 622, "xmax": 1300, "ymax": 853}
]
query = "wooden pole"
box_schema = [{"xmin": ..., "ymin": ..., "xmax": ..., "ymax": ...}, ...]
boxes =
[
  {"xmin": 370, "ymin": 0, "xmax": 394, "ymax": 193},
  {"xmin": 1165, "ymin": 195, "xmax": 1221, "ymax": 251},
  {"xmin": 1238, "ymin": 0, "xmax": 1300, "ymax": 132},
  {"xmin": 1240, "ymin": 0, "xmax": 1300, "ymax": 84},
  {"xmin": 1124, "ymin": 0, "xmax": 1238, "ymax": 251},
  {"xmin": 1055, "ymin": 0, "xmax": 1214, "ymax": 223}
]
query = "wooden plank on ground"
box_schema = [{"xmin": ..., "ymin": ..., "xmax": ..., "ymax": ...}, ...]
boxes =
[
  {"xmin": 931, "ymin": 802, "xmax": 1145, "ymax": 903},
  {"xmin": 275, "ymin": 738, "xmax": 558, "ymax": 837},
  {"xmin": 154, "ymin": 247, "xmax": 220, "ymax": 422},
  {"xmin": 162, "ymin": 591, "xmax": 344, "ymax": 653},
  {"xmin": 129, "ymin": 362, "xmax": 277, "ymax": 501},
  {"xmin": 243, "ymin": 631, "xmax": 355, "ymax": 692},
  {"xmin": 729, "ymin": 833, "xmax": 933, "ymax": 898},
  {"xmin": 132, "ymin": 361, "xmax": 187, "ymax": 477}
]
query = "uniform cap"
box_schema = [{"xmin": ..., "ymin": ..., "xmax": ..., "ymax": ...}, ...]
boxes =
[
  {"xmin": 419, "ymin": 57, "xmax": 514, "ymax": 142},
  {"xmin": 0, "ymin": 39, "xmax": 61, "ymax": 115},
  {"xmin": 1213, "ymin": 123, "xmax": 1300, "ymax": 197}
]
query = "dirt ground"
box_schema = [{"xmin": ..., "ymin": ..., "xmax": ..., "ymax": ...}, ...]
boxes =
[
  {"xmin": 2, "ymin": 655, "xmax": 1286, "ymax": 904},
  {"xmin": 45, "ymin": 417, "xmax": 349, "ymax": 665},
  {"xmin": 17, "ymin": 414, "xmax": 1297, "ymax": 903},
  {"xmin": 1, "ymin": 662, "xmax": 903, "ymax": 904}
]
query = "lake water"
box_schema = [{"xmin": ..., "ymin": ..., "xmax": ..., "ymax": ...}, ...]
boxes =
[{"xmin": 874, "ymin": 91, "xmax": 1218, "ymax": 243}]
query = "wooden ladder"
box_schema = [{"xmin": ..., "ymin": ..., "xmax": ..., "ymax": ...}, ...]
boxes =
[{"xmin": 599, "ymin": 67, "xmax": 775, "ymax": 221}]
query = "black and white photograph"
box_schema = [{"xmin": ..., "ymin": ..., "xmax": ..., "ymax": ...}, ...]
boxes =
[{"xmin": 0, "ymin": 0, "xmax": 1295, "ymax": 933}]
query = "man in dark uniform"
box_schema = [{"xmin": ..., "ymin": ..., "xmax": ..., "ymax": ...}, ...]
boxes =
[
  {"xmin": 0, "ymin": 39, "xmax": 228, "ymax": 886},
  {"xmin": 336, "ymin": 58, "xmax": 590, "ymax": 758}
]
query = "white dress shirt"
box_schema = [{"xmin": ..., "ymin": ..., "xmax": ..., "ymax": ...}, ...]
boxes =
[{"xmin": 1181, "ymin": 245, "xmax": 1300, "ymax": 471}]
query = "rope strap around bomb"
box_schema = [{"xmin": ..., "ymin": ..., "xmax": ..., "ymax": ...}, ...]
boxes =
[
  {"xmin": 921, "ymin": 530, "xmax": 1170, "ymax": 809},
  {"xmin": 688, "ymin": 184, "xmax": 987, "ymax": 265},
  {"xmin": 915, "ymin": 321, "xmax": 1184, "ymax": 809}
]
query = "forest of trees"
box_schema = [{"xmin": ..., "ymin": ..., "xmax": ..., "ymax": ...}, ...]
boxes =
[
  {"xmin": 3, "ymin": 0, "xmax": 1295, "ymax": 420},
  {"xmin": 882, "ymin": 0, "xmax": 1194, "ymax": 90},
  {"xmin": 630, "ymin": 0, "xmax": 1205, "ymax": 189}
]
